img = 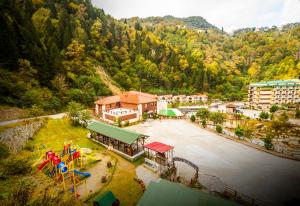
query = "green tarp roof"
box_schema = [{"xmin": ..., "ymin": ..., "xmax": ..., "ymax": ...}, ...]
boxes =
[
  {"xmin": 137, "ymin": 180, "xmax": 238, "ymax": 206},
  {"xmin": 93, "ymin": 191, "xmax": 117, "ymax": 206},
  {"xmin": 250, "ymin": 79, "xmax": 300, "ymax": 87},
  {"xmin": 87, "ymin": 121, "xmax": 146, "ymax": 145},
  {"xmin": 159, "ymin": 108, "xmax": 183, "ymax": 117}
]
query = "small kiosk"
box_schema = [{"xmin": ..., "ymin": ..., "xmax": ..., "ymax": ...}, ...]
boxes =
[{"xmin": 144, "ymin": 141, "xmax": 174, "ymax": 173}]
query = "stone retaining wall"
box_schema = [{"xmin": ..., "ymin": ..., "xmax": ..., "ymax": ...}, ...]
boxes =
[{"xmin": 0, "ymin": 120, "xmax": 44, "ymax": 152}]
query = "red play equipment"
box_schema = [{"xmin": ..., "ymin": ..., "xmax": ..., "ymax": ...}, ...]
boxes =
[{"xmin": 35, "ymin": 143, "xmax": 90, "ymax": 197}]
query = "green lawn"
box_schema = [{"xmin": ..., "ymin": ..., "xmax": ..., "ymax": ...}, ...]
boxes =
[
  {"xmin": 89, "ymin": 152, "xmax": 143, "ymax": 206},
  {"xmin": 27, "ymin": 118, "xmax": 103, "ymax": 155}
]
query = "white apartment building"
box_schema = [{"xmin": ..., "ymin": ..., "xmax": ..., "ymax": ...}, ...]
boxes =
[{"xmin": 248, "ymin": 79, "xmax": 300, "ymax": 110}]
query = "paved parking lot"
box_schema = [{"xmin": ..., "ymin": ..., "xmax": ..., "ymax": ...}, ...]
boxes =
[{"xmin": 129, "ymin": 119, "xmax": 300, "ymax": 205}]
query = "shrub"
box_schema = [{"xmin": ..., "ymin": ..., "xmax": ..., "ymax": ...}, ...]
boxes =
[
  {"xmin": 115, "ymin": 117, "xmax": 121, "ymax": 127},
  {"xmin": 0, "ymin": 143, "xmax": 10, "ymax": 159},
  {"xmin": 296, "ymin": 109, "xmax": 300, "ymax": 119},
  {"xmin": 67, "ymin": 101, "xmax": 90, "ymax": 127},
  {"xmin": 0, "ymin": 156, "xmax": 32, "ymax": 176},
  {"xmin": 209, "ymin": 112, "xmax": 226, "ymax": 125},
  {"xmin": 259, "ymin": 111, "xmax": 269, "ymax": 120},
  {"xmin": 264, "ymin": 137, "xmax": 273, "ymax": 150},
  {"xmin": 201, "ymin": 119, "xmax": 207, "ymax": 128},
  {"xmin": 29, "ymin": 104, "xmax": 45, "ymax": 117},
  {"xmin": 142, "ymin": 112, "xmax": 148, "ymax": 121},
  {"xmin": 269, "ymin": 105, "xmax": 279, "ymax": 113},
  {"xmin": 107, "ymin": 161, "xmax": 112, "ymax": 168},
  {"xmin": 216, "ymin": 125, "xmax": 223, "ymax": 133},
  {"xmin": 196, "ymin": 108, "xmax": 210, "ymax": 120},
  {"xmin": 190, "ymin": 115, "xmax": 196, "ymax": 122},
  {"xmin": 234, "ymin": 127, "xmax": 244, "ymax": 138},
  {"xmin": 124, "ymin": 120, "xmax": 129, "ymax": 127},
  {"xmin": 2, "ymin": 181, "xmax": 31, "ymax": 206}
]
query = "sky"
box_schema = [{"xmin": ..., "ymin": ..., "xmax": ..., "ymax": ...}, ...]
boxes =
[{"xmin": 91, "ymin": 0, "xmax": 300, "ymax": 32}]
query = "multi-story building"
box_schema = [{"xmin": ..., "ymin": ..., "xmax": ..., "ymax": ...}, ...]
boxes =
[
  {"xmin": 159, "ymin": 94, "xmax": 208, "ymax": 104},
  {"xmin": 95, "ymin": 91, "xmax": 158, "ymax": 124},
  {"xmin": 248, "ymin": 79, "xmax": 300, "ymax": 110}
]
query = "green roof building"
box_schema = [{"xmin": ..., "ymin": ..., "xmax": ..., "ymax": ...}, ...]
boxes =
[
  {"xmin": 248, "ymin": 79, "xmax": 300, "ymax": 110},
  {"xmin": 87, "ymin": 121, "xmax": 148, "ymax": 161},
  {"xmin": 137, "ymin": 180, "xmax": 238, "ymax": 206}
]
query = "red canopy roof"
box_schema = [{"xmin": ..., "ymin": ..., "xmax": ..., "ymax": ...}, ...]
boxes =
[{"xmin": 144, "ymin": 142, "xmax": 174, "ymax": 153}]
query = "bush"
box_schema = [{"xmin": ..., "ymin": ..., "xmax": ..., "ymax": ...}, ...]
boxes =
[
  {"xmin": 142, "ymin": 112, "xmax": 148, "ymax": 121},
  {"xmin": 201, "ymin": 119, "xmax": 207, "ymax": 128},
  {"xmin": 216, "ymin": 125, "xmax": 223, "ymax": 133},
  {"xmin": 0, "ymin": 156, "xmax": 32, "ymax": 177},
  {"xmin": 190, "ymin": 115, "xmax": 196, "ymax": 122},
  {"xmin": 296, "ymin": 109, "xmax": 300, "ymax": 119},
  {"xmin": 0, "ymin": 143, "xmax": 10, "ymax": 160},
  {"xmin": 29, "ymin": 104, "xmax": 45, "ymax": 117},
  {"xmin": 234, "ymin": 127, "xmax": 244, "ymax": 138},
  {"xmin": 259, "ymin": 111, "xmax": 269, "ymax": 120},
  {"xmin": 269, "ymin": 105, "xmax": 279, "ymax": 113},
  {"xmin": 107, "ymin": 161, "xmax": 112, "ymax": 168},
  {"xmin": 67, "ymin": 101, "xmax": 90, "ymax": 127},
  {"xmin": 115, "ymin": 117, "xmax": 121, "ymax": 127},
  {"xmin": 124, "ymin": 120, "xmax": 129, "ymax": 127},
  {"xmin": 209, "ymin": 112, "xmax": 226, "ymax": 125},
  {"xmin": 264, "ymin": 137, "xmax": 273, "ymax": 150}
]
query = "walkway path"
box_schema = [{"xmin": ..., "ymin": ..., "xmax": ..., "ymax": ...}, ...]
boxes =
[{"xmin": 0, "ymin": 113, "xmax": 65, "ymax": 126}]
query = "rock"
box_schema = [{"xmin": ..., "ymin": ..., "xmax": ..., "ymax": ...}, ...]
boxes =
[
  {"xmin": 288, "ymin": 140, "xmax": 299, "ymax": 146},
  {"xmin": 251, "ymin": 139, "xmax": 265, "ymax": 147},
  {"xmin": 81, "ymin": 147, "xmax": 92, "ymax": 154}
]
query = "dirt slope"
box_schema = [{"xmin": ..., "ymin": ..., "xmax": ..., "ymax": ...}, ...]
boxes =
[{"xmin": 95, "ymin": 66, "xmax": 122, "ymax": 95}]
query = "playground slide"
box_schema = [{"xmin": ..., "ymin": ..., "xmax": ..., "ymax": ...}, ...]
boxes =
[
  {"xmin": 31, "ymin": 154, "xmax": 45, "ymax": 167},
  {"xmin": 37, "ymin": 159, "xmax": 50, "ymax": 171},
  {"xmin": 73, "ymin": 170, "xmax": 91, "ymax": 177}
]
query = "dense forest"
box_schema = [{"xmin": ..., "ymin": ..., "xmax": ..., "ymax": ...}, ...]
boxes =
[{"xmin": 0, "ymin": 0, "xmax": 300, "ymax": 112}]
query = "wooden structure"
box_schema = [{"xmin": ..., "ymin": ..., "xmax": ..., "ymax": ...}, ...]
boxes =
[
  {"xmin": 144, "ymin": 142, "xmax": 174, "ymax": 173},
  {"xmin": 87, "ymin": 121, "xmax": 148, "ymax": 161}
]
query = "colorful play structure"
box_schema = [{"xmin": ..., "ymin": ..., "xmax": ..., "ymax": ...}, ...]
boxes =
[{"xmin": 33, "ymin": 143, "xmax": 96, "ymax": 197}]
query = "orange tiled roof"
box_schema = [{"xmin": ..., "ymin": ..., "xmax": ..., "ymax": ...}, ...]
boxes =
[
  {"xmin": 95, "ymin": 91, "xmax": 157, "ymax": 105},
  {"xmin": 95, "ymin": 95, "xmax": 120, "ymax": 105},
  {"xmin": 120, "ymin": 91, "xmax": 157, "ymax": 104}
]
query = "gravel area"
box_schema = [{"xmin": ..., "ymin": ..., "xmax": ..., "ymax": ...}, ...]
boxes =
[{"xmin": 128, "ymin": 119, "xmax": 300, "ymax": 206}]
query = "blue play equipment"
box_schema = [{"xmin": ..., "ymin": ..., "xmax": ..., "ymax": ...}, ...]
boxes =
[
  {"xmin": 73, "ymin": 169, "xmax": 91, "ymax": 177},
  {"xmin": 57, "ymin": 162, "xmax": 68, "ymax": 173}
]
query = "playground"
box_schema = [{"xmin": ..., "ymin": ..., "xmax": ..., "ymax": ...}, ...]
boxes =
[{"xmin": 0, "ymin": 118, "xmax": 143, "ymax": 206}]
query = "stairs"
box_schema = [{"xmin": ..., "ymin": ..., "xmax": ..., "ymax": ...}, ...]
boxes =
[{"xmin": 95, "ymin": 65, "xmax": 122, "ymax": 95}]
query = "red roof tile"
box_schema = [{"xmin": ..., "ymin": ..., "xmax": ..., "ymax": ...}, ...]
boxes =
[{"xmin": 144, "ymin": 141, "xmax": 174, "ymax": 153}]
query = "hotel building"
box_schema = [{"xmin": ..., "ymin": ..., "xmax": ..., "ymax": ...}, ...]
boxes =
[{"xmin": 248, "ymin": 79, "xmax": 300, "ymax": 110}]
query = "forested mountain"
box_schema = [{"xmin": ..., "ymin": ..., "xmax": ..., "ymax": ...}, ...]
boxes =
[
  {"xmin": 0, "ymin": 0, "xmax": 299, "ymax": 112},
  {"xmin": 124, "ymin": 15, "xmax": 218, "ymax": 30}
]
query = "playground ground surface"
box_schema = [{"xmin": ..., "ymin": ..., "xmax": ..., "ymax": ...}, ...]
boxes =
[
  {"xmin": 0, "ymin": 118, "xmax": 143, "ymax": 206},
  {"xmin": 129, "ymin": 119, "xmax": 300, "ymax": 206}
]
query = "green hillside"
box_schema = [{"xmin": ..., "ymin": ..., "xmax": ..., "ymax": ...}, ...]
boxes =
[{"xmin": 0, "ymin": 0, "xmax": 300, "ymax": 113}]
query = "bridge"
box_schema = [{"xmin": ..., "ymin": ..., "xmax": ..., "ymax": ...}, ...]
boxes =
[{"xmin": 173, "ymin": 156, "xmax": 199, "ymax": 179}]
